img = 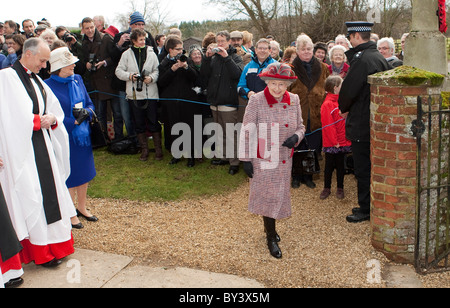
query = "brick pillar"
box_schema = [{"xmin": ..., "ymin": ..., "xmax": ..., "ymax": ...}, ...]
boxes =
[{"xmin": 368, "ymin": 68, "xmax": 444, "ymax": 264}]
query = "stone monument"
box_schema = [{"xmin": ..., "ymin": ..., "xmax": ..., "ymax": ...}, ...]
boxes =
[{"xmin": 404, "ymin": 0, "xmax": 448, "ymax": 76}]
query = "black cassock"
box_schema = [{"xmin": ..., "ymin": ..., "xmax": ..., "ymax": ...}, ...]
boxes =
[{"xmin": 0, "ymin": 184, "xmax": 22, "ymax": 262}]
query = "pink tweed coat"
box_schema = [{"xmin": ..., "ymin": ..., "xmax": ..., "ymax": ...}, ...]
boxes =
[{"xmin": 239, "ymin": 88, "xmax": 305, "ymax": 219}]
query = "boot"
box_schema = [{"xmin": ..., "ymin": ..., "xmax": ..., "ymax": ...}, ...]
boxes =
[
  {"xmin": 263, "ymin": 216, "xmax": 282, "ymax": 259},
  {"xmin": 137, "ymin": 133, "xmax": 149, "ymax": 161},
  {"xmin": 152, "ymin": 132, "xmax": 163, "ymax": 161}
]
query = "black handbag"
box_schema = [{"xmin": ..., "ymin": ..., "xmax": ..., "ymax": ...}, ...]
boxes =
[{"xmin": 88, "ymin": 108, "xmax": 108, "ymax": 149}]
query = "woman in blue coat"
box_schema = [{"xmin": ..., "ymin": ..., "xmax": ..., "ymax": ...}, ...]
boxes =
[{"xmin": 45, "ymin": 47, "xmax": 98, "ymax": 229}]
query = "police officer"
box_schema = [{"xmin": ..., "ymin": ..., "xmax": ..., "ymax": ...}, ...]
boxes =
[{"xmin": 338, "ymin": 22, "xmax": 390, "ymax": 223}]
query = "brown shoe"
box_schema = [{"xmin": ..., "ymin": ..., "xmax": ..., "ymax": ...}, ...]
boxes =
[
  {"xmin": 319, "ymin": 188, "xmax": 331, "ymax": 200},
  {"xmin": 336, "ymin": 188, "xmax": 345, "ymax": 199}
]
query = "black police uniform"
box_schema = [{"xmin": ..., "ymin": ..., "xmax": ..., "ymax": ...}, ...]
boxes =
[{"xmin": 339, "ymin": 34, "xmax": 390, "ymax": 219}]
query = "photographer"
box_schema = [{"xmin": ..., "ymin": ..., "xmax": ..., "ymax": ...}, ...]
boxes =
[
  {"xmin": 115, "ymin": 28, "xmax": 162, "ymax": 162},
  {"xmin": 56, "ymin": 26, "xmax": 85, "ymax": 76},
  {"xmin": 158, "ymin": 36, "xmax": 199, "ymax": 167},
  {"xmin": 82, "ymin": 17, "xmax": 124, "ymax": 141}
]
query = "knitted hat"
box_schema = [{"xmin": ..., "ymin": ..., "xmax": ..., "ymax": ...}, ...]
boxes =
[
  {"xmin": 258, "ymin": 63, "xmax": 297, "ymax": 82},
  {"xmin": 50, "ymin": 47, "xmax": 79, "ymax": 73},
  {"xmin": 129, "ymin": 12, "xmax": 145, "ymax": 25}
]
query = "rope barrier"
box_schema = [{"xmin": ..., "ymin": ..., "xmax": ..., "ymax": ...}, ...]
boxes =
[{"xmin": 87, "ymin": 90, "xmax": 346, "ymax": 136}]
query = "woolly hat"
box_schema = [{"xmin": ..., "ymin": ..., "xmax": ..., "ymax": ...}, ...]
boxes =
[
  {"xmin": 50, "ymin": 47, "xmax": 79, "ymax": 73},
  {"xmin": 129, "ymin": 12, "xmax": 145, "ymax": 25},
  {"xmin": 258, "ymin": 63, "xmax": 297, "ymax": 82}
]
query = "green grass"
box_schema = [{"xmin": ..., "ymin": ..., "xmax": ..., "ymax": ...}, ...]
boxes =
[{"xmin": 87, "ymin": 144, "xmax": 246, "ymax": 202}]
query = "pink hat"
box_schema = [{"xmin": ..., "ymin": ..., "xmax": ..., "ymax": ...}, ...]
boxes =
[
  {"xmin": 258, "ymin": 63, "xmax": 297, "ymax": 81},
  {"xmin": 105, "ymin": 26, "xmax": 119, "ymax": 38}
]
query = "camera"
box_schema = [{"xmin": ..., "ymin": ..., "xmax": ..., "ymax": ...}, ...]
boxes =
[
  {"xmin": 62, "ymin": 32, "xmax": 76, "ymax": 43},
  {"xmin": 174, "ymin": 53, "xmax": 188, "ymax": 62},
  {"xmin": 135, "ymin": 70, "xmax": 148, "ymax": 92},
  {"xmin": 211, "ymin": 47, "xmax": 220, "ymax": 53},
  {"xmin": 89, "ymin": 53, "xmax": 99, "ymax": 72}
]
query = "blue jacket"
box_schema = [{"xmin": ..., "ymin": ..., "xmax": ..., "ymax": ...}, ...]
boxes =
[{"xmin": 237, "ymin": 56, "xmax": 277, "ymax": 99}]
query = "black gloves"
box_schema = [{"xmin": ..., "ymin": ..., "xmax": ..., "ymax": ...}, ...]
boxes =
[
  {"xmin": 282, "ymin": 134, "xmax": 299, "ymax": 149},
  {"xmin": 243, "ymin": 161, "xmax": 254, "ymax": 178},
  {"xmin": 72, "ymin": 107, "xmax": 90, "ymax": 125}
]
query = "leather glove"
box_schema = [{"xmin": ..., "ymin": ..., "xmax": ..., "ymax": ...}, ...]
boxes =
[
  {"xmin": 243, "ymin": 161, "xmax": 254, "ymax": 178},
  {"xmin": 282, "ymin": 134, "xmax": 299, "ymax": 149},
  {"xmin": 72, "ymin": 107, "xmax": 90, "ymax": 125}
]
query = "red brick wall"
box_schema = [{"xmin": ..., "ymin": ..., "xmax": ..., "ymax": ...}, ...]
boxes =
[{"xmin": 369, "ymin": 79, "xmax": 437, "ymax": 264}]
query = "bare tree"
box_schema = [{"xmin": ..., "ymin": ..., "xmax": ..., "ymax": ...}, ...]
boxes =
[
  {"xmin": 116, "ymin": 0, "xmax": 171, "ymax": 34},
  {"xmin": 207, "ymin": 0, "xmax": 279, "ymax": 36}
]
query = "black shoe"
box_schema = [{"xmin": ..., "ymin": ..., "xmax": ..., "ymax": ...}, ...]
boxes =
[
  {"xmin": 211, "ymin": 159, "xmax": 229, "ymax": 166},
  {"xmin": 169, "ymin": 157, "xmax": 180, "ymax": 165},
  {"xmin": 4, "ymin": 277, "xmax": 24, "ymax": 288},
  {"xmin": 187, "ymin": 159, "xmax": 195, "ymax": 167},
  {"xmin": 304, "ymin": 179, "xmax": 316, "ymax": 189},
  {"xmin": 77, "ymin": 209, "xmax": 98, "ymax": 222},
  {"xmin": 346, "ymin": 211, "xmax": 370, "ymax": 223},
  {"xmin": 291, "ymin": 178, "xmax": 301, "ymax": 189},
  {"xmin": 267, "ymin": 239, "xmax": 282, "ymax": 259},
  {"xmin": 72, "ymin": 222, "xmax": 84, "ymax": 229},
  {"xmin": 229, "ymin": 165, "xmax": 239, "ymax": 175},
  {"xmin": 41, "ymin": 258, "xmax": 62, "ymax": 268}
]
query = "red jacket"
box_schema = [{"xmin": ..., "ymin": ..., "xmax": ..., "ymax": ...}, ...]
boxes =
[{"xmin": 321, "ymin": 93, "xmax": 351, "ymax": 148}]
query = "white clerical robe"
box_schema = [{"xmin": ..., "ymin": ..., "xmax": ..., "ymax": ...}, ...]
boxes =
[{"xmin": 0, "ymin": 67, "xmax": 76, "ymax": 247}]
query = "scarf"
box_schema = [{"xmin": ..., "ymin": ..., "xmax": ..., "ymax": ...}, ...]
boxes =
[
  {"xmin": 50, "ymin": 74, "xmax": 91, "ymax": 147},
  {"xmin": 264, "ymin": 87, "xmax": 291, "ymax": 106}
]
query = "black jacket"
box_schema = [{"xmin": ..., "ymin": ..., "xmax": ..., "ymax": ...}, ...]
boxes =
[
  {"xmin": 339, "ymin": 41, "xmax": 390, "ymax": 142},
  {"xmin": 200, "ymin": 46, "xmax": 243, "ymax": 107}
]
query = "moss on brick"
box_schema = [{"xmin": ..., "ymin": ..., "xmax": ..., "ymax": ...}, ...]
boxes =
[{"xmin": 371, "ymin": 66, "xmax": 445, "ymax": 87}]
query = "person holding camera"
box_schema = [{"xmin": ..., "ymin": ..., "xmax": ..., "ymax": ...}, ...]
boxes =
[
  {"xmin": 55, "ymin": 26, "xmax": 85, "ymax": 76},
  {"xmin": 45, "ymin": 47, "xmax": 98, "ymax": 228},
  {"xmin": 158, "ymin": 36, "xmax": 199, "ymax": 167},
  {"xmin": 116, "ymin": 28, "xmax": 162, "ymax": 161},
  {"xmin": 81, "ymin": 17, "xmax": 124, "ymax": 142},
  {"xmin": 200, "ymin": 30, "xmax": 243, "ymax": 175}
]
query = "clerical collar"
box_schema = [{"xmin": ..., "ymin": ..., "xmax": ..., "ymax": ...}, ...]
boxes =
[{"xmin": 22, "ymin": 65, "xmax": 33, "ymax": 76}]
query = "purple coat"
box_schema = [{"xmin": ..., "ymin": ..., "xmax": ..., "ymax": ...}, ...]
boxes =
[{"xmin": 239, "ymin": 88, "xmax": 305, "ymax": 219}]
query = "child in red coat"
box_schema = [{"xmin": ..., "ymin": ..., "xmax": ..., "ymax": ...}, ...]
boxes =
[{"xmin": 320, "ymin": 76, "xmax": 352, "ymax": 200}]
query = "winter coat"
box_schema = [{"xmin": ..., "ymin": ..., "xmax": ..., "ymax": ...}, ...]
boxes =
[
  {"xmin": 338, "ymin": 41, "xmax": 390, "ymax": 142},
  {"xmin": 237, "ymin": 55, "xmax": 277, "ymax": 99},
  {"xmin": 115, "ymin": 46, "xmax": 159, "ymax": 101},
  {"xmin": 239, "ymin": 88, "xmax": 305, "ymax": 219},
  {"xmin": 200, "ymin": 46, "xmax": 243, "ymax": 107},
  {"xmin": 320, "ymin": 93, "xmax": 351, "ymax": 148},
  {"xmin": 288, "ymin": 56, "xmax": 329, "ymax": 133}
]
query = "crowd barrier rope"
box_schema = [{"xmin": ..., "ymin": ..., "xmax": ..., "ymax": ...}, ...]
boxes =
[{"xmin": 87, "ymin": 90, "xmax": 346, "ymax": 137}]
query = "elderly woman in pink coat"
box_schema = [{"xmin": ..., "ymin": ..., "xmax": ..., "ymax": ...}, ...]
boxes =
[{"xmin": 239, "ymin": 63, "xmax": 305, "ymax": 259}]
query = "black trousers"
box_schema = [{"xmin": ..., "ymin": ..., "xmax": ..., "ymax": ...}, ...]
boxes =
[
  {"xmin": 351, "ymin": 141, "xmax": 371, "ymax": 213},
  {"xmin": 129, "ymin": 99, "xmax": 161, "ymax": 134},
  {"xmin": 323, "ymin": 152, "xmax": 345, "ymax": 189}
]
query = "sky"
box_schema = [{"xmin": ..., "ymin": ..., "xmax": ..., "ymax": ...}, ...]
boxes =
[{"xmin": 1, "ymin": 0, "xmax": 225, "ymax": 30}]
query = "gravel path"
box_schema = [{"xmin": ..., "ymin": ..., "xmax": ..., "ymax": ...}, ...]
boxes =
[{"xmin": 74, "ymin": 174, "xmax": 449, "ymax": 288}]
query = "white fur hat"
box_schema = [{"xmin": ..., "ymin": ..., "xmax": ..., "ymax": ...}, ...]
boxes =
[{"xmin": 50, "ymin": 47, "xmax": 79, "ymax": 73}]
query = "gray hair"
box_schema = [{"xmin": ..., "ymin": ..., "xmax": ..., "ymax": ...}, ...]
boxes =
[
  {"xmin": 216, "ymin": 30, "xmax": 230, "ymax": 41},
  {"xmin": 23, "ymin": 37, "xmax": 47, "ymax": 55},
  {"xmin": 378, "ymin": 37, "xmax": 395, "ymax": 54}
]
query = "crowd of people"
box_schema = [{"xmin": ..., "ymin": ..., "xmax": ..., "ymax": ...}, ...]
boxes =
[{"xmin": 0, "ymin": 12, "xmax": 405, "ymax": 286}]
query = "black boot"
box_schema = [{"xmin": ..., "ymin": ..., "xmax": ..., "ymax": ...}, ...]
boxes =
[{"xmin": 263, "ymin": 216, "xmax": 282, "ymax": 259}]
